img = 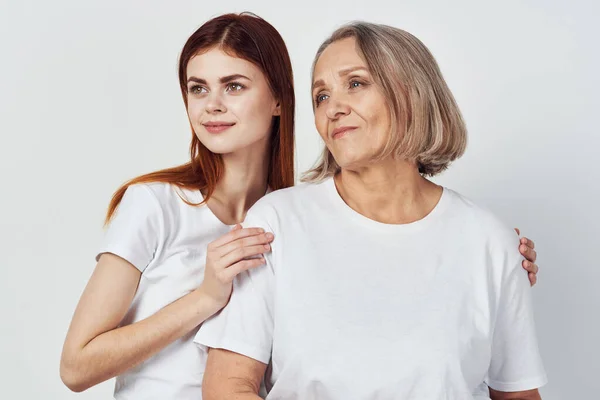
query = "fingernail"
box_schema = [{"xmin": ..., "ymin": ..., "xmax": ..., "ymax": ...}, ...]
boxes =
[
  {"xmin": 264, "ymin": 244, "xmax": 271, "ymax": 250},
  {"xmin": 266, "ymin": 233, "xmax": 274, "ymax": 239}
]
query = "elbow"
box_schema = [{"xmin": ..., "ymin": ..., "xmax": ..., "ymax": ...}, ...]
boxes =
[
  {"xmin": 60, "ymin": 357, "xmax": 91, "ymax": 393},
  {"xmin": 202, "ymin": 377, "xmax": 237, "ymax": 400},
  {"xmin": 202, "ymin": 380, "xmax": 221, "ymax": 400},
  {"xmin": 202, "ymin": 368, "xmax": 221, "ymax": 400}
]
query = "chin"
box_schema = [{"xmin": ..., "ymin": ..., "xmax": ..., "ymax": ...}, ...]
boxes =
[
  {"xmin": 200, "ymin": 136, "xmax": 270, "ymax": 157},
  {"xmin": 201, "ymin": 143, "xmax": 243, "ymax": 155},
  {"xmin": 193, "ymin": 136, "xmax": 233, "ymax": 154},
  {"xmin": 330, "ymin": 149, "xmax": 371, "ymax": 171}
]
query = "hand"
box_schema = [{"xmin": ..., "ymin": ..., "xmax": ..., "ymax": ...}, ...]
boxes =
[
  {"xmin": 515, "ymin": 228, "xmax": 539, "ymax": 287},
  {"xmin": 199, "ymin": 224, "xmax": 274, "ymax": 309}
]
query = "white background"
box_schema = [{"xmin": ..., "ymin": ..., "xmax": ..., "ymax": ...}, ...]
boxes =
[{"xmin": 0, "ymin": 0, "xmax": 598, "ymax": 398}]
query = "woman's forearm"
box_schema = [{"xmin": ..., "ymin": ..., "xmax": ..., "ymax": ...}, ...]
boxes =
[{"xmin": 60, "ymin": 288, "xmax": 221, "ymax": 392}]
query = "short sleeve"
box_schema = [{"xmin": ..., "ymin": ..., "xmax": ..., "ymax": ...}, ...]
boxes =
[
  {"xmin": 486, "ymin": 255, "xmax": 548, "ymax": 392},
  {"xmin": 193, "ymin": 211, "xmax": 275, "ymax": 365},
  {"xmin": 96, "ymin": 184, "xmax": 163, "ymax": 272}
]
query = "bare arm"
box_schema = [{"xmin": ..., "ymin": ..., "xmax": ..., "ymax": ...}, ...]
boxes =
[
  {"xmin": 59, "ymin": 253, "xmax": 223, "ymax": 392},
  {"xmin": 202, "ymin": 348, "xmax": 266, "ymax": 400},
  {"xmin": 60, "ymin": 225, "xmax": 272, "ymax": 392},
  {"xmin": 489, "ymin": 388, "xmax": 541, "ymax": 399}
]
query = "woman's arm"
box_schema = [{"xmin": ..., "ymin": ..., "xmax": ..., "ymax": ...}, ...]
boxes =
[
  {"xmin": 202, "ymin": 348, "xmax": 266, "ymax": 400},
  {"xmin": 59, "ymin": 253, "xmax": 223, "ymax": 392},
  {"xmin": 490, "ymin": 388, "xmax": 541, "ymax": 400},
  {"xmin": 60, "ymin": 225, "xmax": 272, "ymax": 392}
]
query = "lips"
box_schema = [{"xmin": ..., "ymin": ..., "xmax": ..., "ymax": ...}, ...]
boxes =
[
  {"xmin": 331, "ymin": 126, "xmax": 357, "ymax": 140},
  {"xmin": 203, "ymin": 122, "xmax": 235, "ymax": 134}
]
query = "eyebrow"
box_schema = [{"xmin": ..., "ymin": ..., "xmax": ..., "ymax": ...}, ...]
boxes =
[
  {"xmin": 187, "ymin": 74, "xmax": 251, "ymax": 85},
  {"xmin": 339, "ymin": 66, "xmax": 369, "ymax": 76},
  {"xmin": 311, "ymin": 66, "xmax": 369, "ymax": 92}
]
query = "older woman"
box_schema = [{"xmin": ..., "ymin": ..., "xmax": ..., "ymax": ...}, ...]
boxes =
[{"xmin": 195, "ymin": 22, "xmax": 546, "ymax": 400}]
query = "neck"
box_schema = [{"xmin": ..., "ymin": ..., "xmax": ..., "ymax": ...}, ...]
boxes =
[
  {"xmin": 335, "ymin": 158, "xmax": 442, "ymax": 224},
  {"xmin": 208, "ymin": 139, "xmax": 270, "ymax": 225}
]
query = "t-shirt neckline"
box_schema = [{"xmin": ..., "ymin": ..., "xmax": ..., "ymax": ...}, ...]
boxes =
[{"xmin": 323, "ymin": 176, "xmax": 451, "ymax": 233}]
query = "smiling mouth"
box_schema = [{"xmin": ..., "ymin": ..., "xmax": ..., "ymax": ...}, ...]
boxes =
[
  {"xmin": 203, "ymin": 123, "xmax": 235, "ymax": 134},
  {"xmin": 331, "ymin": 126, "xmax": 357, "ymax": 140}
]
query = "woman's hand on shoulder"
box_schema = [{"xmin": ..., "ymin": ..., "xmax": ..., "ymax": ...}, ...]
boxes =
[{"xmin": 199, "ymin": 224, "xmax": 274, "ymax": 309}]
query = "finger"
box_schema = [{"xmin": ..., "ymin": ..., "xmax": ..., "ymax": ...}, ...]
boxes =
[
  {"xmin": 219, "ymin": 232, "xmax": 275, "ymax": 257},
  {"xmin": 514, "ymin": 228, "xmax": 520, "ymax": 236},
  {"xmin": 529, "ymin": 272, "xmax": 537, "ymax": 287},
  {"xmin": 522, "ymin": 260, "xmax": 539, "ymax": 274},
  {"xmin": 210, "ymin": 226, "xmax": 265, "ymax": 248},
  {"xmin": 520, "ymin": 236, "xmax": 535, "ymax": 249},
  {"xmin": 533, "ymin": 263, "xmax": 539, "ymax": 274},
  {"xmin": 220, "ymin": 244, "xmax": 271, "ymax": 268},
  {"xmin": 520, "ymin": 245, "xmax": 537, "ymax": 263},
  {"xmin": 222, "ymin": 257, "xmax": 265, "ymax": 282}
]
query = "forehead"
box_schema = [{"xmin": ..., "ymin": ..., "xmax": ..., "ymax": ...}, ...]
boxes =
[
  {"xmin": 186, "ymin": 48, "xmax": 260, "ymax": 79},
  {"xmin": 313, "ymin": 37, "xmax": 367, "ymax": 79}
]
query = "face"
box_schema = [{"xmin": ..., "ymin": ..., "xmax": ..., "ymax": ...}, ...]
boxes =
[
  {"xmin": 185, "ymin": 48, "xmax": 280, "ymax": 155},
  {"xmin": 312, "ymin": 37, "xmax": 391, "ymax": 170}
]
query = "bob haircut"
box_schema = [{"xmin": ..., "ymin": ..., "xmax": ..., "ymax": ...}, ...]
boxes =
[{"xmin": 303, "ymin": 21, "xmax": 467, "ymax": 181}]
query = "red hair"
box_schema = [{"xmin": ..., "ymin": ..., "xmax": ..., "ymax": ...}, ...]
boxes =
[{"xmin": 105, "ymin": 12, "xmax": 295, "ymax": 224}]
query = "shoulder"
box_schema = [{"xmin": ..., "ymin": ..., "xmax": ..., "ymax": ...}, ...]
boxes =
[
  {"xmin": 443, "ymin": 189, "xmax": 524, "ymax": 288},
  {"xmin": 139, "ymin": 182, "xmax": 201, "ymax": 204},
  {"xmin": 444, "ymin": 188, "xmax": 520, "ymax": 260},
  {"xmin": 119, "ymin": 182, "xmax": 203, "ymax": 222},
  {"xmin": 117, "ymin": 183, "xmax": 160, "ymax": 211},
  {"xmin": 134, "ymin": 181, "xmax": 203, "ymax": 207}
]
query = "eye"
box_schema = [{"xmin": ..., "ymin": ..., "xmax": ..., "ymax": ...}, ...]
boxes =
[
  {"xmin": 226, "ymin": 82, "xmax": 245, "ymax": 92},
  {"xmin": 315, "ymin": 93, "xmax": 329, "ymax": 106},
  {"xmin": 188, "ymin": 85, "xmax": 207, "ymax": 95},
  {"xmin": 349, "ymin": 80, "xmax": 362, "ymax": 89}
]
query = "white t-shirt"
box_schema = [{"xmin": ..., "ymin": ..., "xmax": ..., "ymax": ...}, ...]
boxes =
[
  {"xmin": 194, "ymin": 177, "xmax": 547, "ymax": 400},
  {"xmin": 97, "ymin": 182, "xmax": 231, "ymax": 400}
]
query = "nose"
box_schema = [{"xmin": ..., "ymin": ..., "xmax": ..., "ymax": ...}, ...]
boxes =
[
  {"xmin": 325, "ymin": 95, "xmax": 350, "ymax": 120},
  {"xmin": 205, "ymin": 92, "xmax": 227, "ymax": 114}
]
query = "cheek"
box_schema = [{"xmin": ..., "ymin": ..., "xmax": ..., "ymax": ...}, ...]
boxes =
[
  {"xmin": 186, "ymin": 99, "xmax": 204, "ymax": 122},
  {"xmin": 362, "ymin": 96, "xmax": 390, "ymax": 140},
  {"xmin": 314, "ymin": 111, "xmax": 328, "ymax": 140},
  {"xmin": 368, "ymin": 115, "xmax": 390, "ymax": 150},
  {"xmin": 376, "ymin": 107, "xmax": 393, "ymax": 142},
  {"xmin": 228, "ymin": 93, "xmax": 260, "ymax": 118},
  {"xmin": 370, "ymin": 112, "xmax": 386, "ymax": 135},
  {"xmin": 230, "ymin": 95, "xmax": 274, "ymax": 136}
]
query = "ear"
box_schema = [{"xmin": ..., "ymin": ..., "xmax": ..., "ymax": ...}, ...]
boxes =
[{"xmin": 273, "ymin": 101, "xmax": 281, "ymax": 116}]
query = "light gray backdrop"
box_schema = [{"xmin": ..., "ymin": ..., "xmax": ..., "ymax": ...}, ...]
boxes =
[{"xmin": 0, "ymin": 0, "xmax": 597, "ymax": 399}]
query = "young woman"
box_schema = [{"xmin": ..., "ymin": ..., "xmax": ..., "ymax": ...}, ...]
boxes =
[
  {"xmin": 196, "ymin": 22, "xmax": 546, "ymax": 400},
  {"xmin": 59, "ymin": 13, "xmax": 294, "ymax": 399},
  {"xmin": 60, "ymin": 13, "xmax": 540, "ymax": 400}
]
